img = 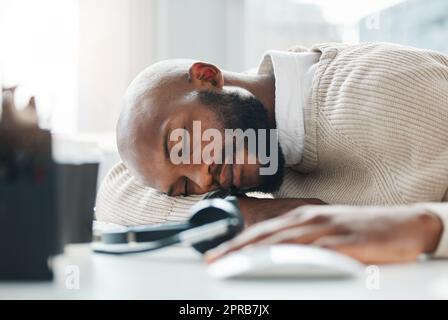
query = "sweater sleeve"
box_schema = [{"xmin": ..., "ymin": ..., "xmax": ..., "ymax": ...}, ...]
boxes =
[{"xmin": 94, "ymin": 162, "xmax": 203, "ymax": 226}]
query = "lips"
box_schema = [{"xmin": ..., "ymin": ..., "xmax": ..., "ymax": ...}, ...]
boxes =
[{"xmin": 211, "ymin": 147, "xmax": 246, "ymax": 190}]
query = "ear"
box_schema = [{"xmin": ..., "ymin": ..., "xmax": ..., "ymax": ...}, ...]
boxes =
[{"xmin": 188, "ymin": 62, "xmax": 224, "ymax": 89}]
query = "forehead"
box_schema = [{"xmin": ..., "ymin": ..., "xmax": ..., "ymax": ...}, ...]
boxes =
[
  {"xmin": 123, "ymin": 92, "xmax": 202, "ymax": 186},
  {"xmin": 120, "ymin": 91, "xmax": 222, "ymax": 188},
  {"xmin": 126, "ymin": 96, "xmax": 172, "ymax": 184}
]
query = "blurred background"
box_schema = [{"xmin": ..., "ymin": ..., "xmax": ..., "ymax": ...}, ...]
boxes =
[
  {"xmin": 1, "ymin": 0, "xmax": 447, "ymax": 179},
  {"xmin": 1, "ymin": 0, "xmax": 448, "ymax": 287}
]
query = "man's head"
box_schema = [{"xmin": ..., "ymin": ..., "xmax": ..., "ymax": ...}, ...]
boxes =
[{"xmin": 117, "ymin": 59, "xmax": 284, "ymax": 196}]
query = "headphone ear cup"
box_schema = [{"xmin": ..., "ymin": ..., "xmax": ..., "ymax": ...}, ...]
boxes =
[{"xmin": 189, "ymin": 198, "xmax": 244, "ymax": 254}]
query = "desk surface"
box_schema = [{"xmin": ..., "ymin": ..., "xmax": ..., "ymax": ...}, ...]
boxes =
[{"xmin": 1, "ymin": 244, "xmax": 448, "ymax": 299}]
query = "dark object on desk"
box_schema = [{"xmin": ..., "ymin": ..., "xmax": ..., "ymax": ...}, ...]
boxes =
[
  {"xmin": 93, "ymin": 196, "xmax": 244, "ymax": 255},
  {"xmin": 54, "ymin": 163, "xmax": 98, "ymax": 250},
  {"xmin": 0, "ymin": 89, "xmax": 98, "ymax": 280}
]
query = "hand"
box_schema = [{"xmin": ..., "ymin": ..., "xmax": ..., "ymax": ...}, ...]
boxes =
[{"xmin": 205, "ymin": 204, "xmax": 443, "ymax": 264}]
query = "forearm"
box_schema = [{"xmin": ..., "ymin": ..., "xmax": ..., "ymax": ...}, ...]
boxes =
[
  {"xmin": 207, "ymin": 202, "xmax": 446, "ymax": 264},
  {"xmin": 237, "ymin": 197, "xmax": 326, "ymax": 227},
  {"xmin": 421, "ymin": 211, "xmax": 443, "ymax": 253},
  {"xmin": 416, "ymin": 203, "xmax": 447, "ymax": 256}
]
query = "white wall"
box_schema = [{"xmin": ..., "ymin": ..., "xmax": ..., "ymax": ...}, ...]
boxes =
[
  {"xmin": 77, "ymin": 0, "xmax": 155, "ymax": 132},
  {"xmin": 150, "ymin": 0, "xmax": 246, "ymax": 70},
  {"xmin": 77, "ymin": 0, "xmax": 247, "ymax": 133},
  {"xmin": 1, "ymin": 0, "xmax": 361, "ymax": 134},
  {"xmin": 0, "ymin": 0, "xmax": 79, "ymax": 132}
]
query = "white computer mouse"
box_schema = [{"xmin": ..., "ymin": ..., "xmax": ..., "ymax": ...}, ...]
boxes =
[{"xmin": 207, "ymin": 244, "xmax": 364, "ymax": 279}]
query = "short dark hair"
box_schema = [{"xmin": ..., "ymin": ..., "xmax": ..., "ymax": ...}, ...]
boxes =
[{"xmin": 198, "ymin": 90, "xmax": 270, "ymax": 131}]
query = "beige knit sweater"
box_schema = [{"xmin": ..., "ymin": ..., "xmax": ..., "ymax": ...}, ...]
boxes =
[{"xmin": 95, "ymin": 42, "xmax": 448, "ymax": 257}]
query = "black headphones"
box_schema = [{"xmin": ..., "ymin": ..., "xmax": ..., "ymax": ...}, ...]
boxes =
[{"xmin": 93, "ymin": 195, "xmax": 244, "ymax": 255}]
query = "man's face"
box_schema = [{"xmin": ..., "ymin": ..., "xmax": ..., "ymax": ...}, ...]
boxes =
[{"xmin": 118, "ymin": 62, "xmax": 284, "ymax": 196}]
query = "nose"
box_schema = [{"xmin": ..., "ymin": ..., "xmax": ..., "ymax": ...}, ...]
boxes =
[{"xmin": 186, "ymin": 163, "xmax": 217, "ymax": 194}]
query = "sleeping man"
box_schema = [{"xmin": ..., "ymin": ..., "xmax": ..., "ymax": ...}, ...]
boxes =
[{"xmin": 96, "ymin": 42, "xmax": 448, "ymax": 264}]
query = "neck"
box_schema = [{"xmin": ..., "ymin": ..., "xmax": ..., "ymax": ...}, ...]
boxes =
[{"xmin": 222, "ymin": 71, "xmax": 276, "ymax": 128}]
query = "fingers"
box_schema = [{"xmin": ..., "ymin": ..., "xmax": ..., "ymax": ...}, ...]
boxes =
[
  {"xmin": 204, "ymin": 219, "xmax": 287, "ymax": 263},
  {"xmin": 312, "ymin": 235, "xmax": 420, "ymax": 264},
  {"xmin": 205, "ymin": 213, "xmax": 336, "ymax": 263},
  {"xmin": 313, "ymin": 235, "xmax": 382, "ymax": 264},
  {"xmin": 255, "ymin": 224, "xmax": 339, "ymax": 247},
  {"xmin": 312, "ymin": 235, "xmax": 362, "ymax": 257}
]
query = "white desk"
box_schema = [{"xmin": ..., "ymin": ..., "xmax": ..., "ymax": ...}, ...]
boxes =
[{"xmin": 1, "ymin": 244, "xmax": 448, "ymax": 299}]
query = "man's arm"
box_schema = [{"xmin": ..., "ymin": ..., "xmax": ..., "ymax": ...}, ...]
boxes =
[
  {"xmin": 95, "ymin": 162, "xmax": 325, "ymax": 226},
  {"xmin": 423, "ymin": 202, "xmax": 448, "ymax": 257},
  {"xmin": 95, "ymin": 162, "xmax": 203, "ymax": 226},
  {"xmin": 206, "ymin": 203, "xmax": 447, "ymax": 264}
]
